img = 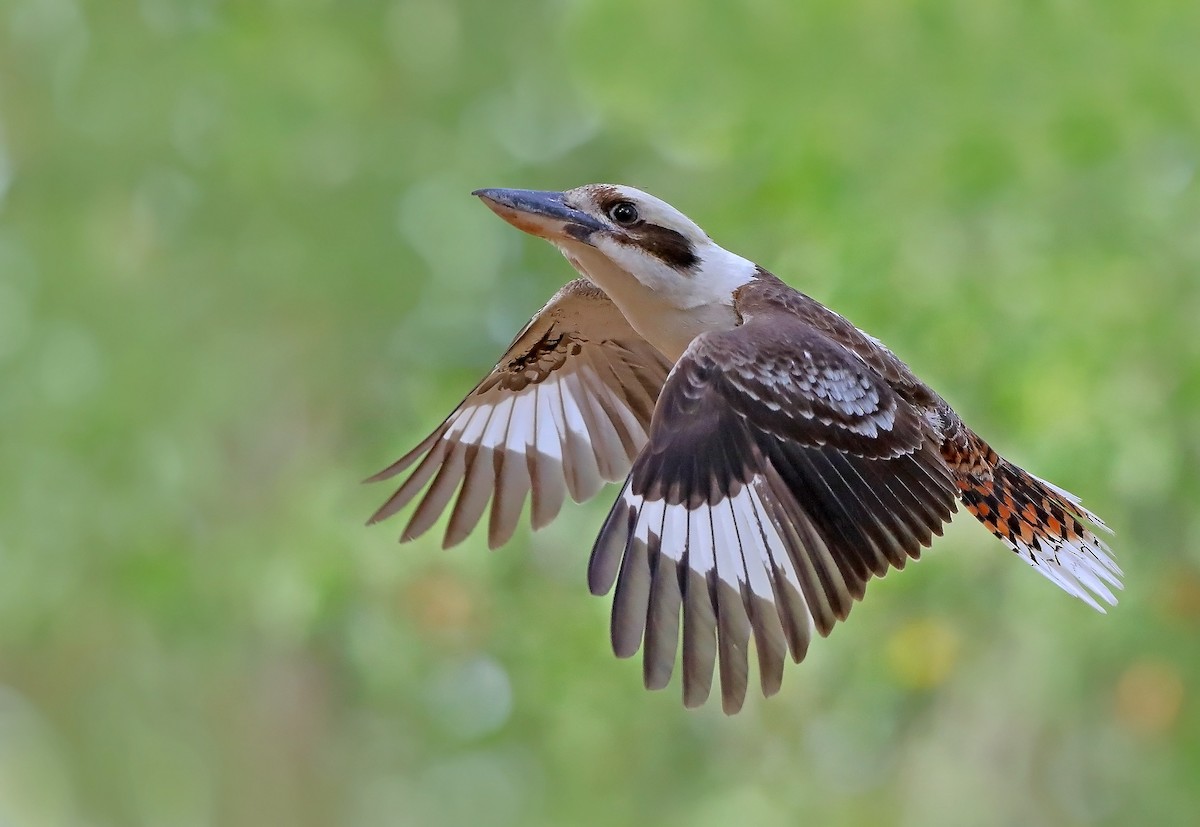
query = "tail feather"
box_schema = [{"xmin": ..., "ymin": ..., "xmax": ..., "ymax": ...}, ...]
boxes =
[{"xmin": 945, "ymin": 431, "xmax": 1121, "ymax": 611}]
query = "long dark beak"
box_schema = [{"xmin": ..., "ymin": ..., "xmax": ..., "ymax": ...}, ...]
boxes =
[{"xmin": 472, "ymin": 188, "xmax": 604, "ymax": 244}]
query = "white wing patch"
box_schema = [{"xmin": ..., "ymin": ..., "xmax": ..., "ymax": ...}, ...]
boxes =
[
  {"xmin": 370, "ymin": 360, "xmax": 653, "ymax": 549},
  {"xmin": 591, "ymin": 475, "xmax": 818, "ymax": 714},
  {"xmin": 371, "ymin": 279, "xmax": 672, "ymax": 549}
]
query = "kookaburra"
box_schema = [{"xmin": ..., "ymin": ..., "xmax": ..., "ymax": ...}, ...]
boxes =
[{"xmin": 369, "ymin": 184, "xmax": 1120, "ymax": 713}]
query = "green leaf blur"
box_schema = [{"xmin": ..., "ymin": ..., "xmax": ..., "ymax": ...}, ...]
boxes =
[{"xmin": 0, "ymin": 0, "xmax": 1197, "ymax": 824}]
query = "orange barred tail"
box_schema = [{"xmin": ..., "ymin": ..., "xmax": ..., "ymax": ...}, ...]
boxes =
[{"xmin": 951, "ymin": 441, "xmax": 1121, "ymax": 611}]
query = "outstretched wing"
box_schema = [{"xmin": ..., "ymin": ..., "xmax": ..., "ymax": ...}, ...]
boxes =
[
  {"xmin": 369, "ymin": 279, "xmax": 673, "ymax": 549},
  {"xmin": 589, "ymin": 311, "xmax": 959, "ymax": 713}
]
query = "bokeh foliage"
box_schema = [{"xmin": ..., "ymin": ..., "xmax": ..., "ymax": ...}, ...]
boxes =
[{"xmin": 1, "ymin": 0, "xmax": 1198, "ymax": 824}]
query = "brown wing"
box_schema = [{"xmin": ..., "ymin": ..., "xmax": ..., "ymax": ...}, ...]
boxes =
[
  {"xmin": 369, "ymin": 279, "xmax": 673, "ymax": 549},
  {"xmin": 740, "ymin": 268, "xmax": 944, "ymax": 406},
  {"xmin": 588, "ymin": 306, "xmax": 958, "ymax": 714}
]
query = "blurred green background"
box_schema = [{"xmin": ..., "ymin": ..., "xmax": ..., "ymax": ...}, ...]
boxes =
[{"xmin": 1, "ymin": 0, "xmax": 1198, "ymax": 824}]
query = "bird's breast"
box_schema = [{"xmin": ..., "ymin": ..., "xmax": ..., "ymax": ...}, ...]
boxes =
[{"xmin": 559, "ymin": 243, "xmax": 740, "ymax": 362}]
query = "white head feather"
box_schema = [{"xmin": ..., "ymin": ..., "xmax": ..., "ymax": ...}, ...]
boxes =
[{"xmin": 553, "ymin": 184, "xmax": 758, "ymax": 359}]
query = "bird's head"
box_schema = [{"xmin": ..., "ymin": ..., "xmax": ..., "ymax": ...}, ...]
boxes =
[{"xmin": 473, "ymin": 184, "xmax": 756, "ymax": 313}]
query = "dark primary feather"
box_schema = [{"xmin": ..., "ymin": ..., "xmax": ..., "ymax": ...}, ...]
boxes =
[{"xmin": 591, "ymin": 276, "xmax": 959, "ymax": 711}]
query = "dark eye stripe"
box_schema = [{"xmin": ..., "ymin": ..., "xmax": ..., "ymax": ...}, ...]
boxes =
[{"xmin": 630, "ymin": 224, "xmax": 699, "ymax": 271}]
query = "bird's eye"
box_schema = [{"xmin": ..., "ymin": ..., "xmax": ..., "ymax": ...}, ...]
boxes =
[{"xmin": 608, "ymin": 201, "xmax": 640, "ymax": 226}]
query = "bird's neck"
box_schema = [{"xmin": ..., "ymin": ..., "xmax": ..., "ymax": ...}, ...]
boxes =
[{"xmin": 557, "ymin": 242, "xmax": 755, "ymax": 362}]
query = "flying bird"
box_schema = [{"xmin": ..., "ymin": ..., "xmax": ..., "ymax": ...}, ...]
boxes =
[{"xmin": 369, "ymin": 184, "xmax": 1120, "ymax": 713}]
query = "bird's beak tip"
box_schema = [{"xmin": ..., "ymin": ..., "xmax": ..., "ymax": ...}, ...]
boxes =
[{"xmin": 470, "ymin": 187, "xmax": 603, "ymax": 243}]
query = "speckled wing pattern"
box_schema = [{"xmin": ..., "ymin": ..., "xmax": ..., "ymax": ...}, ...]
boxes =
[
  {"xmin": 589, "ymin": 275, "xmax": 960, "ymax": 714},
  {"xmin": 368, "ymin": 279, "xmax": 673, "ymax": 549},
  {"xmin": 739, "ymin": 273, "xmax": 1120, "ymax": 612}
]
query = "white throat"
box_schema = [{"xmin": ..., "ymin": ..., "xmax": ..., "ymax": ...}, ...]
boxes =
[{"xmin": 557, "ymin": 241, "xmax": 757, "ymax": 362}]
